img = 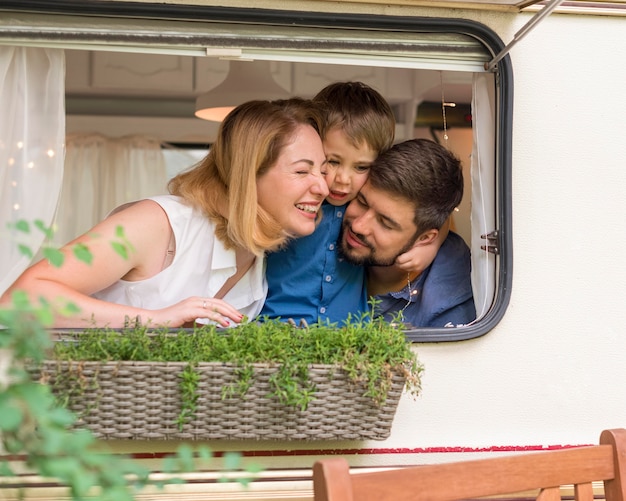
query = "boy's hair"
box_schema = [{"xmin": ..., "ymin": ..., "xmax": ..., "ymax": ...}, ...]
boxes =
[
  {"xmin": 169, "ymin": 98, "xmax": 324, "ymax": 255},
  {"xmin": 313, "ymin": 81, "xmax": 395, "ymax": 155},
  {"xmin": 369, "ymin": 139, "xmax": 463, "ymax": 236}
]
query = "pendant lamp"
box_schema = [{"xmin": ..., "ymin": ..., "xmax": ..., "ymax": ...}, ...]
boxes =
[{"xmin": 194, "ymin": 60, "xmax": 291, "ymax": 122}]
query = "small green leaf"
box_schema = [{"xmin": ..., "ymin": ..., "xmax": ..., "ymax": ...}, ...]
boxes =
[
  {"xmin": 11, "ymin": 290, "xmax": 30, "ymax": 308},
  {"xmin": 161, "ymin": 456, "xmax": 177, "ymax": 474},
  {"xmin": 45, "ymin": 406, "xmax": 77, "ymax": 427},
  {"xmin": 17, "ymin": 243, "xmax": 33, "ymax": 259},
  {"xmin": 43, "ymin": 247, "xmax": 64, "ymax": 267},
  {"xmin": 0, "ymin": 405, "xmax": 23, "ymax": 431},
  {"xmin": 197, "ymin": 445, "xmax": 213, "ymax": 461},
  {"xmin": 39, "ymin": 456, "xmax": 81, "ymax": 479},
  {"xmin": 175, "ymin": 443, "xmax": 195, "ymax": 472},
  {"xmin": 72, "ymin": 242, "xmax": 93, "ymax": 265},
  {"xmin": 39, "ymin": 427, "xmax": 66, "ymax": 455},
  {"xmin": 34, "ymin": 219, "xmax": 55, "ymax": 240},
  {"xmin": 14, "ymin": 219, "xmax": 30, "ymax": 233},
  {"xmin": 34, "ymin": 307, "xmax": 55, "ymax": 326},
  {"xmin": 59, "ymin": 301, "xmax": 81, "ymax": 316},
  {"xmin": 115, "ymin": 225, "xmax": 126, "ymax": 238},
  {"xmin": 72, "ymin": 471, "xmax": 98, "ymax": 497},
  {"xmin": 16, "ymin": 382, "xmax": 52, "ymax": 411},
  {"xmin": 245, "ymin": 462, "xmax": 264, "ymax": 474},
  {"xmin": 111, "ymin": 241, "xmax": 128, "ymax": 260},
  {"xmin": 0, "ymin": 461, "xmax": 15, "ymax": 476},
  {"xmin": 223, "ymin": 451, "xmax": 242, "ymax": 471}
]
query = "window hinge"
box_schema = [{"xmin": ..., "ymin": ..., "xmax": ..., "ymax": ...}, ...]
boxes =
[
  {"xmin": 484, "ymin": 0, "xmax": 564, "ymax": 72},
  {"xmin": 481, "ymin": 230, "xmax": 500, "ymax": 255}
]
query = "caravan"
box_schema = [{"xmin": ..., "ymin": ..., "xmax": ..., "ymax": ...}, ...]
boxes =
[{"xmin": 1, "ymin": 0, "xmax": 625, "ymax": 498}]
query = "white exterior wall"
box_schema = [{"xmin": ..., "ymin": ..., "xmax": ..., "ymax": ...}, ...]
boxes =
[
  {"xmin": 177, "ymin": 1, "xmax": 626, "ymax": 460},
  {"xmin": 390, "ymin": 7, "xmax": 626, "ymax": 454}
]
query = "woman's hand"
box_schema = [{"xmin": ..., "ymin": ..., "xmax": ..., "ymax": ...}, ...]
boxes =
[{"xmin": 149, "ymin": 296, "xmax": 245, "ymax": 328}]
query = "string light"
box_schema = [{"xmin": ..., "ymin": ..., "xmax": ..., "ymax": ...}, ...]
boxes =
[{"xmin": 440, "ymin": 71, "xmax": 456, "ymax": 146}]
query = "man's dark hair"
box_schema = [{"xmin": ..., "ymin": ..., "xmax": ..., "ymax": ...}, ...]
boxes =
[{"xmin": 369, "ymin": 138, "xmax": 463, "ymax": 235}]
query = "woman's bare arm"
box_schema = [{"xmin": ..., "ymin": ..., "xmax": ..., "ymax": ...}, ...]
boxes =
[{"xmin": 0, "ymin": 200, "xmax": 243, "ymax": 328}]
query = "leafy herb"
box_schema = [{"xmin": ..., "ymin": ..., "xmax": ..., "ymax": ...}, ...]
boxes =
[{"xmin": 46, "ymin": 311, "xmax": 423, "ymax": 426}]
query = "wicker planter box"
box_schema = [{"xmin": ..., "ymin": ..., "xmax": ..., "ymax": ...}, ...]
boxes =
[{"xmin": 34, "ymin": 360, "xmax": 405, "ymax": 441}]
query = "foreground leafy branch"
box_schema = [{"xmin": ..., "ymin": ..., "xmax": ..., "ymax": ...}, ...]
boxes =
[
  {"xmin": 0, "ymin": 219, "xmax": 261, "ymax": 499},
  {"xmin": 0, "ymin": 296, "xmax": 150, "ymax": 501},
  {"xmin": 0, "ymin": 297, "xmax": 262, "ymax": 499}
]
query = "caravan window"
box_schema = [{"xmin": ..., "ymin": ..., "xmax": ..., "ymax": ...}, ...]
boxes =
[{"xmin": 0, "ymin": 3, "xmax": 512, "ymax": 342}]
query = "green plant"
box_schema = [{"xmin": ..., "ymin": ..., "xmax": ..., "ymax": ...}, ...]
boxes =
[
  {"xmin": 44, "ymin": 310, "xmax": 423, "ymax": 427},
  {"xmin": 0, "ymin": 292, "xmax": 146, "ymax": 500},
  {"xmin": 0, "ymin": 221, "xmax": 261, "ymax": 500},
  {"xmin": 0, "ymin": 294, "xmax": 263, "ymax": 501},
  {"xmin": 176, "ymin": 362, "xmax": 201, "ymax": 429}
]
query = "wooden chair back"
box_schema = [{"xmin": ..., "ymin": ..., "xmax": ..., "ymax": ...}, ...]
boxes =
[{"xmin": 313, "ymin": 428, "xmax": 626, "ymax": 501}]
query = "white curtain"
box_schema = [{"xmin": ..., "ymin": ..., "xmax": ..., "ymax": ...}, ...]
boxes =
[
  {"xmin": 53, "ymin": 134, "xmax": 169, "ymax": 246},
  {"xmin": 0, "ymin": 47, "xmax": 65, "ymax": 296},
  {"xmin": 470, "ymin": 72, "xmax": 497, "ymax": 320}
]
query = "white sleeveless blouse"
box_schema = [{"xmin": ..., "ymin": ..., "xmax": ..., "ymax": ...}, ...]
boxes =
[{"xmin": 92, "ymin": 195, "xmax": 267, "ymax": 324}]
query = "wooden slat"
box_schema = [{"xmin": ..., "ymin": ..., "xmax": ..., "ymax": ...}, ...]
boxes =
[
  {"xmin": 314, "ymin": 429, "xmax": 626, "ymax": 501},
  {"xmin": 350, "ymin": 446, "xmax": 615, "ymax": 501},
  {"xmin": 575, "ymin": 481, "xmax": 595, "ymax": 501},
  {"xmin": 537, "ymin": 486, "xmax": 562, "ymax": 501}
]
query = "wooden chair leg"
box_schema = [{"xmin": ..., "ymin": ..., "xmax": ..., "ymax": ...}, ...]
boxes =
[
  {"xmin": 313, "ymin": 457, "xmax": 353, "ymax": 501},
  {"xmin": 601, "ymin": 429, "xmax": 626, "ymax": 501}
]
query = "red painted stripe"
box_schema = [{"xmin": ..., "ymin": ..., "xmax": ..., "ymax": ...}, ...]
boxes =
[
  {"xmin": 1, "ymin": 444, "xmax": 593, "ymax": 462},
  {"xmin": 126, "ymin": 444, "xmax": 596, "ymax": 460}
]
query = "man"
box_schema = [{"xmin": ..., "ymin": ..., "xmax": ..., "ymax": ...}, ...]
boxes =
[{"xmin": 339, "ymin": 138, "xmax": 476, "ymax": 328}]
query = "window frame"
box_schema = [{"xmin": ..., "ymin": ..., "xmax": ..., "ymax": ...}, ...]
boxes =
[{"xmin": 0, "ymin": 0, "xmax": 513, "ymax": 342}]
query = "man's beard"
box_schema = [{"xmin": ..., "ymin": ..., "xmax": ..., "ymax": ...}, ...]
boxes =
[{"xmin": 338, "ymin": 223, "xmax": 417, "ymax": 267}]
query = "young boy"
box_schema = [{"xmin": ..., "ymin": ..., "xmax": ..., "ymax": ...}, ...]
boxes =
[{"xmin": 261, "ymin": 81, "xmax": 440, "ymax": 325}]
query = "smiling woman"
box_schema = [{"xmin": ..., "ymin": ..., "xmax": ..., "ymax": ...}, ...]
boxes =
[
  {"xmin": 0, "ymin": 98, "xmax": 328, "ymax": 329},
  {"xmin": 256, "ymin": 123, "xmax": 329, "ymax": 238}
]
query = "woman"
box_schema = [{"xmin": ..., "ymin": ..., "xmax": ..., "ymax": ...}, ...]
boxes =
[{"xmin": 1, "ymin": 98, "xmax": 329, "ymax": 328}]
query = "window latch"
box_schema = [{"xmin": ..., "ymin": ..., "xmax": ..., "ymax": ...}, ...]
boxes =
[{"xmin": 480, "ymin": 230, "xmax": 500, "ymax": 255}]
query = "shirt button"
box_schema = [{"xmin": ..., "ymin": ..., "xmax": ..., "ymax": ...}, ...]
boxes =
[
  {"xmin": 320, "ymin": 307, "xmax": 326, "ymax": 314},
  {"xmin": 329, "ymin": 243, "xmax": 335, "ymax": 250},
  {"xmin": 325, "ymin": 275, "xmax": 332, "ymax": 282},
  {"xmin": 336, "ymin": 211, "xmax": 343, "ymax": 218}
]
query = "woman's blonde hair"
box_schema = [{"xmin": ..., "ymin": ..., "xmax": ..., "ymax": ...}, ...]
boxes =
[{"xmin": 168, "ymin": 98, "xmax": 324, "ymax": 256}]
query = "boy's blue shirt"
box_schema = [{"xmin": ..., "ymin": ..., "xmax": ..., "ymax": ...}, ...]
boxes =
[{"xmin": 261, "ymin": 201, "xmax": 369, "ymax": 325}]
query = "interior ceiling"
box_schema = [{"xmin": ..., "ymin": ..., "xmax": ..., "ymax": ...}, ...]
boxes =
[{"xmin": 64, "ymin": 53, "xmax": 473, "ymax": 119}]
